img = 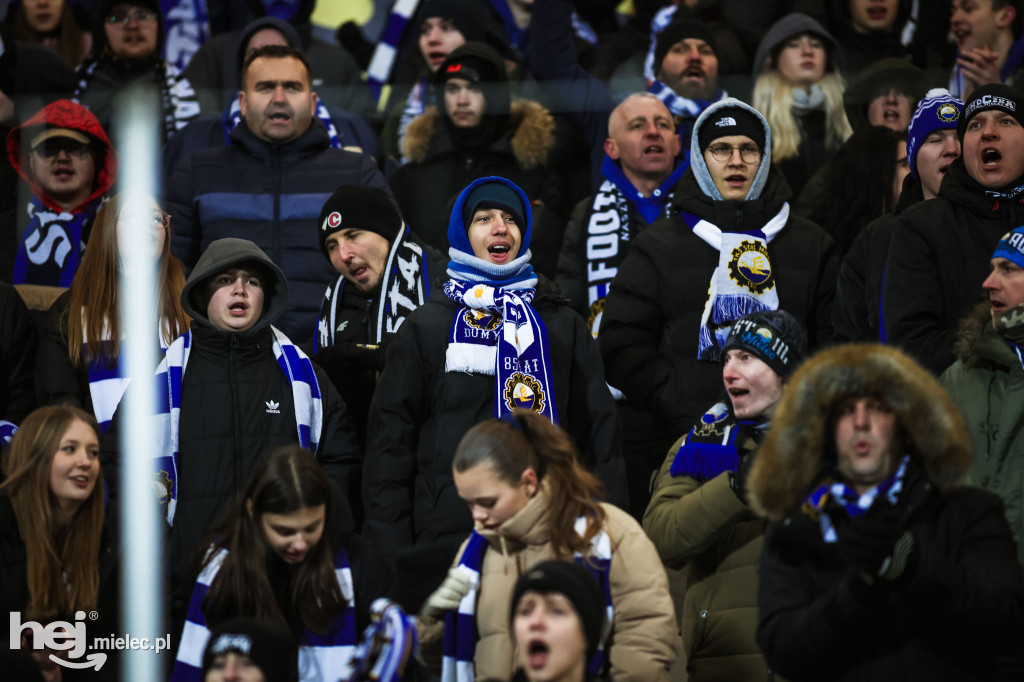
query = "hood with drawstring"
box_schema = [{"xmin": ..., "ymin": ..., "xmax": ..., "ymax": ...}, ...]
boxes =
[{"xmin": 689, "ymin": 98, "xmax": 773, "ymax": 202}]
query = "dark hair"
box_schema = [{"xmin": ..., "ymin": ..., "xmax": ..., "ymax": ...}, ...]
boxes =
[
  {"xmin": 200, "ymin": 445, "xmax": 345, "ymax": 635},
  {"xmin": 809, "ymin": 126, "xmax": 907, "ymax": 257},
  {"xmin": 241, "ymin": 44, "xmax": 313, "ymax": 88},
  {"xmin": 452, "ymin": 410, "xmax": 606, "ymax": 558},
  {"xmin": 992, "ymin": 0, "xmax": 1024, "ymax": 36}
]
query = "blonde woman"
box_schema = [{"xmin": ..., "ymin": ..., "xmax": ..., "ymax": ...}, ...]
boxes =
[{"xmin": 752, "ymin": 13, "xmax": 853, "ymax": 196}]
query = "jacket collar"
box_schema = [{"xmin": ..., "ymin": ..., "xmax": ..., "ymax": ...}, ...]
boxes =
[{"xmin": 228, "ymin": 116, "xmax": 331, "ymax": 161}]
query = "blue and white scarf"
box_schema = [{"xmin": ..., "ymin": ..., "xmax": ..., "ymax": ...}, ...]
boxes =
[
  {"xmin": 153, "ymin": 327, "xmax": 322, "ymax": 525},
  {"xmin": 804, "ymin": 455, "xmax": 911, "ymax": 543},
  {"xmin": 172, "ymin": 546, "xmax": 356, "ymax": 682},
  {"xmin": 670, "ymin": 402, "xmax": 767, "ymax": 480},
  {"xmin": 441, "ymin": 516, "xmax": 614, "ymax": 682},
  {"xmin": 161, "ymin": 0, "xmax": 211, "ymax": 73},
  {"xmin": 443, "ymin": 279, "xmax": 559, "ymax": 423},
  {"xmin": 366, "ymin": 0, "xmax": 423, "ymax": 101},
  {"xmin": 344, "ymin": 599, "xmax": 419, "ymax": 682},
  {"xmin": 12, "ymin": 195, "xmax": 101, "ymax": 287},
  {"xmin": 679, "ymin": 205, "xmax": 788, "ymax": 360},
  {"xmin": 222, "ymin": 97, "xmax": 342, "ymax": 149}
]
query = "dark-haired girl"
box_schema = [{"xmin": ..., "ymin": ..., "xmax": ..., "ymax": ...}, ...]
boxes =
[
  {"xmin": 170, "ymin": 445, "xmax": 392, "ymax": 682},
  {"xmin": 418, "ymin": 410, "xmax": 676, "ymax": 682}
]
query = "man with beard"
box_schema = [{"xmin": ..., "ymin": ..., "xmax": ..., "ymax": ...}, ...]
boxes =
[
  {"xmin": 882, "ymin": 83, "xmax": 1024, "ymax": 374},
  {"xmin": 529, "ymin": 0, "xmax": 726, "ymax": 189},
  {"xmin": 167, "ymin": 45, "xmax": 391, "ymax": 347}
]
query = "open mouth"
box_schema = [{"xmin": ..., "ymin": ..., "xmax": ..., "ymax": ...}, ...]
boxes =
[
  {"xmin": 350, "ymin": 264, "xmax": 368, "ymax": 278},
  {"xmin": 53, "ymin": 168, "xmax": 73, "ymax": 178},
  {"xmin": 867, "ymin": 7, "xmax": 887, "ymax": 20},
  {"xmin": 991, "ymin": 296, "xmax": 1007, "ymax": 311},
  {"xmin": 70, "ymin": 475, "xmax": 90, "ymax": 488},
  {"xmin": 953, "ymin": 27, "xmax": 970, "ymax": 42},
  {"xmin": 268, "ymin": 112, "xmax": 291, "ymax": 122},
  {"xmin": 488, "ymin": 244, "xmax": 511, "ymax": 254},
  {"xmin": 939, "ymin": 162, "xmax": 952, "ymax": 175},
  {"xmin": 229, "ymin": 302, "xmax": 248, "ymax": 314},
  {"xmin": 728, "ymin": 387, "xmax": 749, "ymax": 399},
  {"xmin": 526, "ymin": 640, "xmax": 550, "ymax": 669},
  {"xmin": 683, "ymin": 65, "xmax": 704, "ymax": 79},
  {"xmin": 983, "ymin": 148, "xmax": 1002, "ymax": 167},
  {"xmin": 725, "ymin": 174, "xmax": 748, "ymax": 186},
  {"xmin": 427, "ymin": 50, "xmax": 447, "ymax": 63},
  {"xmin": 644, "ymin": 144, "xmax": 665, "ymax": 154},
  {"xmin": 883, "ymin": 108, "xmax": 900, "ymax": 123}
]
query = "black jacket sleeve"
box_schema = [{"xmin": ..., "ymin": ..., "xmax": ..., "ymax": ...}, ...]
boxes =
[
  {"xmin": 555, "ymin": 197, "xmax": 591, "ymax": 318},
  {"xmin": 316, "ymin": 365, "xmax": 364, "ymax": 512},
  {"xmin": 0, "ymin": 284, "xmax": 38, "ymax": 424},
  {"xmin": 34, "ymin": 295, "xmax": 88, "ymax": 410}
]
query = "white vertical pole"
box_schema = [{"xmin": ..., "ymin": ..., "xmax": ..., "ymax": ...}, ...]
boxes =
[{"xmin": 115, "ymin": 87, "xmax": 163, "ymax": 681}]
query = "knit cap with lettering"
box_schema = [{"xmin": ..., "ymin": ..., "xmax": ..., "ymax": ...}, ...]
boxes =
[{"xmin": 958, "ymin": 83, "xmax": 1024, "ymax": 141}]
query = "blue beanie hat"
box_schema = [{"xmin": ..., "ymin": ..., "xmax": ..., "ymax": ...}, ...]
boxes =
[
  {"xmin": 993, "ymin": 227, "xmax": 1024, "ymax": 270},
  {"xmin": 447, "ymin": 176, "xmax": 532, "ymax": 256},
  {"xmin": 906, "ymin": 89, "xmax": 963, "ymax": 179}
]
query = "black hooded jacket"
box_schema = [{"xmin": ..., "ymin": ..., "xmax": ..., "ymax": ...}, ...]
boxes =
[
  {"xmin": 882, "ymin": 158, "xmax": 1024, "ymax": 374},
  {"xmin": 101, "ymin": 239, "xmax": 360, "ymax": 608}
]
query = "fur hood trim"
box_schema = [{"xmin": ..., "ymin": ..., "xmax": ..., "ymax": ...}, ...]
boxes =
[
  {"xmin": 951, "ymin": 300, "xmax": 999, "ymax": 368},
  {"xmin": 401, "ymin": 99, "xmax": 555, "ymax": 169},
  {"xmin": 747, "ymin": 343, "xmax": 972, "ymax": 520}
]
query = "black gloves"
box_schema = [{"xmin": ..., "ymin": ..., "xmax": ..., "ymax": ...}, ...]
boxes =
[
  {"xmin": 834, "ymin": 506, "xmax": 916, "ymax": 583},
  {"xmin": 729, "ymin": 452, "xmax": 754, "ymax": 505}
]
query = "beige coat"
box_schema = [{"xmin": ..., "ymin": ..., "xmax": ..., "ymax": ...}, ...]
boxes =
[{"xmin": 419, "ymin": 489, "xmax": 677, "ymax": 681}]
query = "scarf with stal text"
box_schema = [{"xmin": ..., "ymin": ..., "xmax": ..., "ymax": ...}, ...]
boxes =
[
  {"xmin": 679, "ymin": 204, "xmax": 788, "ymax": 360},
  {"xmin": 153, "ymin": 327, "xmax": 322, "ymax": 526},
  {"xmin": 443, "ymin": 279, "xmax": 558, "ymax": 423},
  {"xmin": 222, "ymin": 96, "xmax": 342, "ymax": 149},
  {"xmin": 315, "ymin": 224, "xmax": 429, "ymax": 352},
  {"xmin": 12, "ymin": 195, "xmax": 102, "ymax": 287},
  {"xmin": 441, "ymin": 516, "xmax": 614, "ymax": 682},
  {"xmin": 74, "ymin": 56, "xmax": 201, "ymax": 141},
  {"xmin": 172, "ymin": 546, "xmax": 356, "ymax": 682},
  {"xmin": 161, "ymin": 0, "xmax": 211, "ymax": 73},
  {"xmin": 804, "ymin": 455, "xmax": 910, "ymax": 543}
]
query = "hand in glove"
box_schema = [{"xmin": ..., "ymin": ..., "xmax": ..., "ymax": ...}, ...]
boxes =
[
  {"xmin": 421, "ymin": 568, "xmax": 473, "ymax": 617},
  {"xmin": 834, "ymin": 506, "xmax": 915, "ymax": 583}
]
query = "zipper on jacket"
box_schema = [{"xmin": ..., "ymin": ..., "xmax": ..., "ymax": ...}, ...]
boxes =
[{"xmin": 230, "ymin": 333, "xmax": 242, "ymax": 490}]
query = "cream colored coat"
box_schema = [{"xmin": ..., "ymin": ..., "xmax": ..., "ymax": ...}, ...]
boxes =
[{"xmin": 419, "ymin": 489, "xmax": 677, "ymax": 681}]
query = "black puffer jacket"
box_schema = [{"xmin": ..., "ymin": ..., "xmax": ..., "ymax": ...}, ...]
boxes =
[
  {"xmin": 0, "ymin": 282, "xmax": 36, "ymax": 425},
  {"xmin": 599, "ymin": 101, "xmax": 837, "ymax": 454},
  {"xmin": 882, "ymin": 158, "xmax": 1024, "ymax": 374},
  {"xmin": 363, "ymin": 276, "xmax": 626, "ymax": 553},
  {"xmin": 101, "ymin": 239, "xmax": 360, "ymax": 608}
]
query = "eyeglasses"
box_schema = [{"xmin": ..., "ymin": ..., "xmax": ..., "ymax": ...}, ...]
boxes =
[
  {"xmin": 706, "ymin": 143, "xmax": 760, "ymax": 164},
  {"xmin": 119, "ymin": 209, "xmax": 170, "ymax": 229},
  {"xmin": 33, "ymin": 141, "xmax": 91, "ymax": 159},
  {"xmin": 105, "ymin": 8, "xmax": 158, "ymax": 26}
]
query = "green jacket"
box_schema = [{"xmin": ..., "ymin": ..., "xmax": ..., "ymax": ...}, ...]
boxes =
[
  {"xmin": 942, "ymin": 305, "xmax": 1024, "ymax": 567},
  {"xmin": 643, "ymin": 427, "xmax": 773, "ymax": 682}
]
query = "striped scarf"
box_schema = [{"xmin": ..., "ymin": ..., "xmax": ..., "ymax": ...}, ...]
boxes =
[
  {"xmin": 804, "ymin": 455, "xmax": 910, "ymax": 543},
  {"xmin": 679, "ymin": 205, "xmax": 788, "ymax": 360},
  {"xmin": 161, "ymin": 0, "xmax": 211, "ymax": 72},
  {"xmin": 441, "ymin": 516, "xmax": 614, "ymax": 682},
  {"xmin": 345, "ymin": 599, "xmax": 419, "ymax": 682},
  {"xmin": 222, "ymin": 97, "xmax": 342, "ymax": 149},
  {"xmin": 153, "ymin": 327, "xmax": 322, "ymax": 525},
  {"xmin": 366, "ymin": 0, "xmax": 423, "ymax": 100},
  {"xmin": 171, "ymin": 546, "xmax": 356, "ymax": 682}
]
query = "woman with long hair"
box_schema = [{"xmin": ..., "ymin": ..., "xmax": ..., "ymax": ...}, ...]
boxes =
[
  {"xmin": 5, "ymin": 0, "xmax": 91, "ymax": 67},
  {"xmin": 170, "ymin": 445, "xmax": 394, "ymax": 682},
  {"xmin": 417, "ymin": 410, "xmax": 676, "ymax": 682},
  {"xmin": 0, "ymin": 405, "xmax": 116, "ymax": 680},
  {"xmin": 36, "ymin": 193, "xmax": 189, "ymax": 432},
  {"xmin": 752, "ymin": 13, "xmax": 853, "ymax": 197}
]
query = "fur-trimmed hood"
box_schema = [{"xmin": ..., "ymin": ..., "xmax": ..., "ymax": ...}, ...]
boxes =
[
  {"xmin": 951, "ymin": 299, "xmax": 1019, "ymax": 371},
  {"xmin": 748, "ymin": 343, "xmax": 972, "ymax": 520},
  {"xmin": 401, "ymin": 99, "xmax": 555, "ymax": 169}
]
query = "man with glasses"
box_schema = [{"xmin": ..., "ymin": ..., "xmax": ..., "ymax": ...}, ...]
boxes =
[
  {"xmin": 599, "ymin": 98, "xmax": 837, "ymax": 467},
  {"xmin": 3, "ymin": 99, "xmax": 118, "ymax": 286},
  {"xmin": 73, "ymin": 0, "xmax": 200, "ymax": 144}
]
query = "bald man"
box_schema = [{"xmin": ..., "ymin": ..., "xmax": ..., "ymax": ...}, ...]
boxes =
[{"xmin": 556, "ymin": 92, "xmax": 686, "ymax": 518}]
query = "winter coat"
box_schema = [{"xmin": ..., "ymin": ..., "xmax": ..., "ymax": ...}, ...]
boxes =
[
  {"xmin": 882, "ymin": 157, "xmax": 1024, "ymax": 374},
  {"xmin": 100, "ymin": 238, "xmax": 361, "ymax": 610},
  {"xmin": 34, "ymin": 290, "xmax": 91, "ymax": 412},
  {"xmin": 0, "ymin": 494, "xmax": 119, "ymax": 681},
  {"xmin": 0, "ymin": 282, "xmax": 37, "ymax": 425},
  {"xmin": 389, "ymin": 101, "xmax": 567, "ymax": 278},
  {"xmin": 643, "ymin": 426, "xmax": 770, "ymax": 681},
  {"xmin": 166, "ymin": 119, "xmax": 391, "ymax": 346},
  {"xmin": 747, "ymin": 343, "xmax": 1024, "ymax": 681},
  {"xmin": 418, "ymin": 488, "xmax": 677, "ymax": 682},
  {"xmin": 363, "ymin": 275, "xmax": 626, "ymax": 554},
  {"xmin": 599, "ymin": 100, "xmax": 837, "ymax": 455},
  {"xmin": 831, "ymin": 174, "xmax": 925, "ymax": 343},
  {"xmin": 942, "ymin": 303, "xmax": 1024, "ymax": 566}
]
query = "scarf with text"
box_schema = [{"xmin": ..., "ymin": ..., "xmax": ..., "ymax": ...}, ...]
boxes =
[
  {"xmin": 680, "ymin": 204, "xmax": 788, "ymax": 360},
  {"xmin": 804, "ymin": 455, "xmax": 910, "ymax": 543},
  {"xmin": 315, "ymin": 224, "xmax": 429, "ymax": 352},
  {"xmin": 441, "ymin": 516, "xmax": 613, "ymax": 682},
  {"xmin": 222, "ymin": 96, "xmax": 342, "ymax": 149},
  {"xmin": 172, "ymin": 546, "xmax": 356, "ymax": 682},
  {"xmin": 161, "ymin": 0, "xmax": 211, "ymax": 72},
  {"xmin": 153, "ymin": 327, "xmax": 322, "ymax": 526},
  {"xmin": 12, "ymin": 195, "xmax": 102, "ymax": 286}
]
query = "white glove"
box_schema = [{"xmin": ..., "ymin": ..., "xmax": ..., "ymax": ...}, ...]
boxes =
[{"xmin": 422, "ymin": 568, "xmax": 473, "ymax": 617}]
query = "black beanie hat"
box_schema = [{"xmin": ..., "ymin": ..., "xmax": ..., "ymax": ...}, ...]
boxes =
[
  {"xmin": 461, "ymin": 181, "xmax": 526, "ymax": 233},
  {"xmin": 722, "ymin": 310, "xmax": 808, "ymax": 379},
  {"xmin": 317, "ymin": 186, "xmax": 403, "ymax": 260},
  {"xmin": 510, "ymin": 561, "xmax": 606, "ymax": 663},
  {"xmin": 202, "ymin": 618, "xmax": 298, "ymax": 682},
  {"xmin": 958, "ymin": 83, "xmax": 1024, "ymax": 141},
  {"xmin": 698, "ymin": 105, "xmax": 766, "ymax": 152},
  {"xmin": 653, "ymin": 19, "xmax": 718, "ymax": 77}
]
